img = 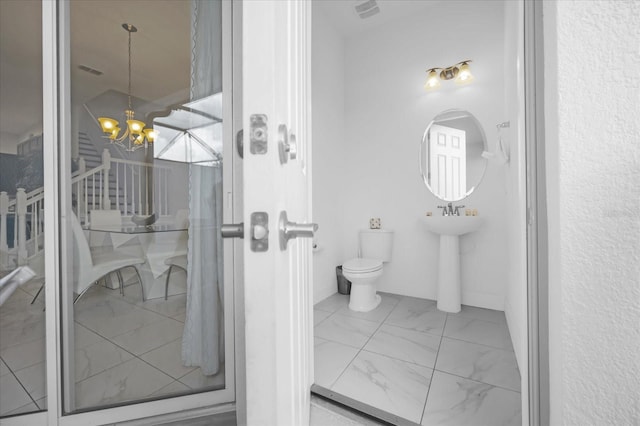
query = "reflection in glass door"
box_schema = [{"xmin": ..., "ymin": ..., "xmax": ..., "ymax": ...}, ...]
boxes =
[
  {"xmin": 60, "ymin": 0, "xmax": 233, "ymax": 413},
  {"xmin": 0, "ymin": 0, "xmax": 48, "ymax": 418}
]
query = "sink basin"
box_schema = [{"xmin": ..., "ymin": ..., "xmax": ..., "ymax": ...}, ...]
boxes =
[
  {"xmin": 423, "ymin": 215, "xmax": 483, "ymax": 313},
  {"xmin": 423, "ymin": 215, "xmax": 482, "ymax": 236}
]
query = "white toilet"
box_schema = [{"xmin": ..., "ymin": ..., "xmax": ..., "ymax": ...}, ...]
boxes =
[{"xmin": 342, "ymin": 229, "xmax": 394, "ymax": 312}]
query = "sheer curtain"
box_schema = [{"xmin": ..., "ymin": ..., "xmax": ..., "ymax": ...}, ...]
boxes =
[{"xmin": 181, "ymin": 0, "xmax": 224, "ymax": 376}]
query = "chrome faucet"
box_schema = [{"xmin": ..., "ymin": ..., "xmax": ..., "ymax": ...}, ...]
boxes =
[{"xmin": 437, "ymin": 203, "xmax": 465, "ymax": 216}]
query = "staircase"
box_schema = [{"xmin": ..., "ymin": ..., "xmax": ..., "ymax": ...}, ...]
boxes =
[
  {"xmin": 77, "ymin": 132, "xmax": 126, "ymax": 213},
  {"xmin": 0, "ymin": 144, "xmax": 172, "ymax": 271}
]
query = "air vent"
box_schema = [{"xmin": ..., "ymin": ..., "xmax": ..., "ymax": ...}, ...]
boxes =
[
  {"xmin": 354, "ymin": 0, "xmax": 380, "ymax": 19},
  {"xmin": 78, "ymin": 65, "xmax": 103, "ymax": 76}
]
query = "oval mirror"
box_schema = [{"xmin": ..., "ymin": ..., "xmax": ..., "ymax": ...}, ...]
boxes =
[{"xmin": 420, "ymin": 109, "xmax": 488, "ymax": 202}]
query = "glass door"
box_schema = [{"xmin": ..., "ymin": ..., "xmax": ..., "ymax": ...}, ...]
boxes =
[
  {"xmin": 0, "ymin": 0, "xmax": 48, "ymax": 419},
  {"xmin": 57, "ymin": 0, "xmax": 236, "ymax": 418}
]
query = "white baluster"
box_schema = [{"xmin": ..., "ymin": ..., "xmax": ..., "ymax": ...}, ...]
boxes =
[
  {"xmin": 163, "ymin": 170, "xmax": 168, "ymax": 216},
  {"xmin": 0, "ymin": 191, "xmax": 9, "ymax": 268},
  {"xmin": 116, "ymin": 162, "xmax": 120, "ymax": 214},
  {"xmin": 16, "ymin": 188, "xmax": 27, "ymax": 265},
  {"xmin": 124, "ymin": 165, "xmax": 128, "ymax": 216},
  {"xmin": 102, "ymin": 149, "xmax": 111, "ymax": 209},
  {"xmin": 145, "ymin": 165, "xmax": 149, "ymax": 215},
  {"xmin": 78, "ymin": 158, "xmax": 86, "ymax": 221},
  {"xmin": 138, "ymin": 165, "xmax": 142, "ymax": 215},
  {"xmin": 131, "ymin": 166, "xmax": 135, "ymax": 215},
  {"xmin": 84, "ymin": 178, "xmax": 88, "ymax": 222},
  {"xmin": 33, "ymin": 200, "xmax": 38, "ymax": 254}
]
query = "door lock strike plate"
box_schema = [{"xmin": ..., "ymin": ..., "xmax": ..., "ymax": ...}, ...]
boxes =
[
  {"xmin": 250, "ymin": 114, "xmax": 268, "ymax": 155},
  {"xmin": 250, "ymin": 212, "xmax": 269, "ymax": 252}
]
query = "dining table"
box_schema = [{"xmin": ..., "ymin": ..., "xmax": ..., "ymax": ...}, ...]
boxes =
[{"xmin": 85, "ymin": 222, "xmax": 188, "ymax": 299}]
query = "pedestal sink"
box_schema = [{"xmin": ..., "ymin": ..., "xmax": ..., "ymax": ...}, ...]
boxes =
[{"xmin": 423, "ymin": 216, "xmax": 483, "ymax": 313}]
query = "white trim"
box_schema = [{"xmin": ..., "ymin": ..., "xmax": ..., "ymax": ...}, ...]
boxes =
[
  {"xmin": 22, "ymin": 1, "xmax": 239, "ymax": 424},
  {"xmin": 113, "ymin": 403, "xmax": 235, "ymax": 426},
  {"xmin": 242, "ymin": 0, "xmax": 312, "ymax": 423},
  {"xmin": 460, "ymin": 291, "xmax": 505, "ymax": 311},
  {"xmin": 0, "ymin": 412, "xmax": 48, "ymax": 426},
  {"xmin": 231, "ymin": 1, "xmax": 247, "ymax": 425},
  {"xmin": 524, "ymin": 1, "xmax": 549, "ymax": 425},
  {"xmin": 43, "ymin": 0, "xmax": 63, "ymax": 423}
]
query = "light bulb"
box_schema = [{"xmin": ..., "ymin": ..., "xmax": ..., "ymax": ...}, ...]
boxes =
[
  {"xmin": 455, "ymin": 62, "xmax": 474, "ymax": 85},
  {"xmin": 424, "ymin": 69, "xmax": 441, "ymax": 91},
  {"xmin": 127, "ymin": 119, "xmax": 145, "ymax": 135},
  {"xmin": 144, "ymin": 128, "xmax": 158, "ymax": 142},
  {"xmin": 98, "ymin": 117, "xmax": 119, "ymax": 133}
]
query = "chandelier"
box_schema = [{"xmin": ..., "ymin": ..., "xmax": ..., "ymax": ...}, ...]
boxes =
[{"xmin": 97, "ymin": 23, "xmax": 157, "ymax": 152}]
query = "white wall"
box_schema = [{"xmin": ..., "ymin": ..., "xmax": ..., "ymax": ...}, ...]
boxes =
[
  {"xmin": 0, "ymin": 132, "xmax": 19, "ymax": 154},
  {"xmin": 545, "ymin": 1, "xmax": 640, "ymax": 424},
  {"xmin": 311, "ymin": 6, "xmax": 347, "ymax": 303},
  {"xmin": 339, "ymin": 1, "xmax": 509, "ymax": 309}
]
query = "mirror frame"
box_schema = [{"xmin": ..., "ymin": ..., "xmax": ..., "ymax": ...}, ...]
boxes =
[{"xmin": 419, "ymin": 108, "xmax": 489, "ymax": 202}]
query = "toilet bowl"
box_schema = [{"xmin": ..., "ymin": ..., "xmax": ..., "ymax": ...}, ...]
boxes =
[
  {"xmin": 343, "ymin": 229, "xmax": 393, "ymax": 312},
  {"xmin": 342, "ymin": 259, "xmax": 383, "ymax": 312}
]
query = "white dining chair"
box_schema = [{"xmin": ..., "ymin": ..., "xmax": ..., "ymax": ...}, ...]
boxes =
[
  {"xmin": 88, "ymin": 209, "xmax": 122, "ymax": 248},
  {"xmin": 160, "ymin": 209, "xmax": 190, "ymax": 300},
  {"xmin": 71, "ymin": 212, "xmax": 146, "ymax": 303},
  {"xmin": 164, "ymin": 254, "xmax": 187, "ymax": 300}
]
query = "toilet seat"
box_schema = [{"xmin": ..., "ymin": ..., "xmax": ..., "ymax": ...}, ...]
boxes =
[{"xmin": 343, "ymin": 258, "xmax": 383, "ymax": 274}]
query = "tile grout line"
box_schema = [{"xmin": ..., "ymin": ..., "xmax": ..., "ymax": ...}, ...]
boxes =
[
  {"xmin": 420, "ymin": 311, "xmax": 448, "ymax": 425},
  {"xmin": 319, "ymin": 295, "xmax": 398, "ymax": 390},
  {"xmin": 429, "ymin": 367, "xmax": 521, "ymax": 394},
  {"xmin": 72, "ymin": 320, "xmax": 180, "ymax": 388},
  {"xmin": 1, "ymin": 354, "xmax": 41, "ymax": 413},
  {"xmin": 439, "ymin": 334, "xmax": 516, "ymax": 352}
]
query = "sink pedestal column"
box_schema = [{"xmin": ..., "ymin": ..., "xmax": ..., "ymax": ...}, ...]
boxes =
[{"xmin": 436, "ymin": 235, "xmax": 461, "ymax": 313}]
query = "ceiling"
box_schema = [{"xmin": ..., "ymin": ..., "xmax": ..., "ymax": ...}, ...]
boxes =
[
  {"xmin": 0, "ymin": 0, "xmax": 190, "ymax": 141},
  {"xmin": 313, "ymin": 0, "xmax": 445, "ymax": 37},
  {"xmin": 2, "ymin": 0, "xmax": 445, "ymax": 142}
]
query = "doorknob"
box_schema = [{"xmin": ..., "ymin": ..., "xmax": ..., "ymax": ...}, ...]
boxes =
[
  {"xmin": 221, "ymin": 223, "xmax": 244, "ymax": 238},
  {"xmin": 279, "ymin": 211, "xmax": 318, "ymax": 251}
]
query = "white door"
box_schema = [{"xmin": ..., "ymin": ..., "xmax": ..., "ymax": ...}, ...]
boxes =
[
  {"xmin": 242, "ymin": 1, "xmax": 313, "ymax": 425},
  {"xmin": 429, "ymin": 124, "xmax": 467, "ymax": 200}
]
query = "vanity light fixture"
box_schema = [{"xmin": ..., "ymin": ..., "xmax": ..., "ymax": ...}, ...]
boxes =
[{"xmin": 424, "ymin": 60, "xmax": 474, "ymax": 91}]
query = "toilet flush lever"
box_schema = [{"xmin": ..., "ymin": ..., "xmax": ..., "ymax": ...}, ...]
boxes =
[{"xmin": 279, "ymin": 211, "xmax": 318, "ymax": 251}]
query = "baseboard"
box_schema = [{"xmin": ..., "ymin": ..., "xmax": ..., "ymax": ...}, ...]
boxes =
[
  {"xmin": 461, "ymin": 291, "xmax": 504, "ymax": 311},
  {"xmin": 314, "ymin": 284, "xmax": 338, "ymax": 306},
  {"xmin": 504, "ymin": 298, "xmax": 523, "ymax": 372}
]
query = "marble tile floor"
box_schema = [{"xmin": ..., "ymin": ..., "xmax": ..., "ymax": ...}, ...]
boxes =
[
  {"xmin": 0, "ymin": 278, "xmax": 223, "ymax": 417},
  {"xmin": 314, "ymin": 292, "xmax": 521, "ymax": 426}
]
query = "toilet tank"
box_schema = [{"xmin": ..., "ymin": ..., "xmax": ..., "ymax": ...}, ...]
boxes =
[{"xmin": 359, "ymin": 229, "xmax": 394, "ymax": 262}]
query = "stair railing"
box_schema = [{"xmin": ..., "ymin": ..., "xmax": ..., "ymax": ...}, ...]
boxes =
[
  {"xmin": 1, "ymin": 149, "xmax": 171, "ymax": 269},
  {"xmin": 110, "ymin": 155, "xmax": 171, "ymax": 218},
  {"xmin": 0, "ymin": 187, "xmax": 45, "ymax": 267}
]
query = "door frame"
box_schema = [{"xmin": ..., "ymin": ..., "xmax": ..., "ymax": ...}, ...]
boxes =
[
  {"xmin": 2, "ymin": 0, "xmax": 548, "ymax": 424},
  {"xmin": 524, "ymin": 1, "xmax": 549, "ymax": 425},
  {"xmin": 0, "ymin": 1, "xmax": 239, "ymax": 425}
]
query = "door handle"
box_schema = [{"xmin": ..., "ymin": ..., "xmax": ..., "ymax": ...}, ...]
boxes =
[
  {"xmin": 221, "ymin": 223, "xmax": 244, "ymax": 238},
  {"xmin": 279, "ymin": 211, "xmax": 318, "ymax": 250}
]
